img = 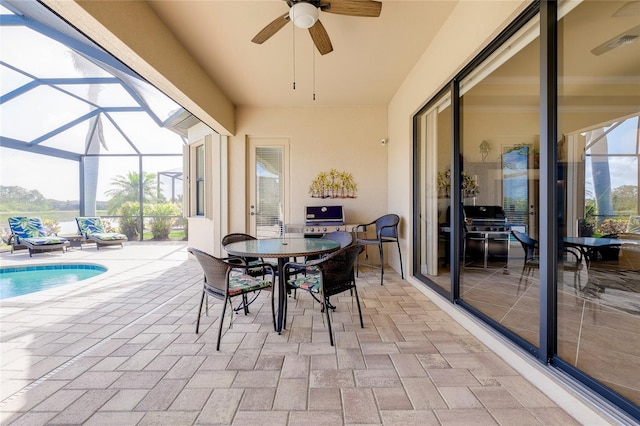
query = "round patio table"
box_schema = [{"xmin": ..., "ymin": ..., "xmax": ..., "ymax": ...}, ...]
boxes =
[{"xmin": 224, "ymin": 237, "xmax": 340, "ymax": 333}]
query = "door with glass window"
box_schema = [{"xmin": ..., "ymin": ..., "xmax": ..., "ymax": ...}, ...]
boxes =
[{"xmin": 248, "ymin": 138, "xmax": 289, "ymax": 238}]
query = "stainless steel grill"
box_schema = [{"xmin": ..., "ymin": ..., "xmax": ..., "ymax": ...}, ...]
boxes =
[
  {"xmin": 304, "ymin": 205, "xmax": 348, "ymax": 235},
  {"xmin": 463, "ymin": 205, "xmax": 510, "ymax": 268},
  {"xmin": 463, "ymin": 205, "xmax": 509, "ymax": 231}
]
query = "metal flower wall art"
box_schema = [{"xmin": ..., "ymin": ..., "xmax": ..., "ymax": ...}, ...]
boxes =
[
  {"xmin": 437, "ymin": 169, "xmax": 479, "ymax": 199},
  {"xmin": 309, "ymin": 169, "xmax": 357, "ymax": 198}
]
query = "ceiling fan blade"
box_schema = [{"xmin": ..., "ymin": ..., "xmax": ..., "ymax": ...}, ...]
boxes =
[
  {"xmin": 321, "ymin": 0, "xmax": 382, "ymax": 17},
  {"xmin": 591, "ymin": 24, "xmax": 640, "ymax": 55},
  {"xmin": 252, "ymin": 13, "xmax": 290, "ymax": 44},
  {"xmin": 309, "ymin": 20, "xmax": 333, "ymax": 55}
]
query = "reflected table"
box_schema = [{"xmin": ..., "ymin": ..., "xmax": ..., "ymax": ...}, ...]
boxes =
[
  {"xmin": 224, "ymin": 237, "xmax": 340, "ymax": 333},
  {"xmin": 563, "ymin": 237, "xmax": 633, "ymax": 266}
]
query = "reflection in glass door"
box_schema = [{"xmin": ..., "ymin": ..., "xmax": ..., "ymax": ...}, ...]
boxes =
[
  {"xmin": 414, "ymin": 91, "xmax": 452, "ymax": 295},
  {"xmin": 558, "ymin": 0, "xmax": 640, "ymax": 409},
  {"xmin": 503, "ymin": 145, "xmax": 531, "ymax": 235},
  {"xmin": 458, "ymin": 16, "xmax": 540, "ymax": 349}
]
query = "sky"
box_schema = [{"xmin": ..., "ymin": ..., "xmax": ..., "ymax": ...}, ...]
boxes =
[
  {"xmin": 0, "ymin": 148, "xmax": 182, "ymax": 202},
  {"xmin": 584, "ymin": 117, "xmax": 639, "ymax": 200}
]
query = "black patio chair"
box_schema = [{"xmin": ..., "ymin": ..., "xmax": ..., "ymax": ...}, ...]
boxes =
[
  {"xmin": 188, "ymin": 247, "xmax": 275, "ymax": 350},
  {"xmin": 353, "ymin": 214, "xmax": 403, "ymax": 285},
  {"xmin": 296, "ymin": 230, "xmax": 355, "ymax": 308},
  {"xmin": 221, "ymin": 233, "xmax": 271, "ymax": 277},
  {"xmin": 283, "ymin": 244, "xmax": 365, "ymax": 346}
]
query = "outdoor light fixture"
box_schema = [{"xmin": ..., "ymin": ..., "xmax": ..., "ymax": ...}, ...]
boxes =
[
  {"xmin": 289, "ymin": 2, "xmax": 319, "ymax": 29},
  {"xmin": 479, "ymin": 140, "xmax": 491, "ymax": 161}
]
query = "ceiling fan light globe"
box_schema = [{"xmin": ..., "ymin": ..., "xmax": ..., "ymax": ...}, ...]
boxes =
[{"xmin": 289, "ymin": 2, "xmax": 319, "ymax": 29}]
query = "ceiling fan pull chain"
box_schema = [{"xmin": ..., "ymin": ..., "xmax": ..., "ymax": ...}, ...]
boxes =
[
  {"xmin": 312, "ymin": 43, "xmax": 316, "ymax": 101},
  {"xmin": 292, "ymin": 24, "xmax": 296, "ymax": 90}
]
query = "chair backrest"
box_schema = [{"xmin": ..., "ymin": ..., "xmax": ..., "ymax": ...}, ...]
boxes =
[
  {"xmin": 511, "ymin": 230, "xmax": 537, "ymax": 260},
  {"xmin": 221, "ymin": 233, "xmax": 259, "ymax": 262},
  {"xmin": 221, "ymin": 233, "xmax": 256, "ymax": 246},
  {"xmin": 188, "ymin": 247, "xmax": 233, "ymax": 296},
  {"xmin": 76, "ymin": 217, "xmax": 106, "ymax": 236},
  {"xmin": 375, "ymin": 214, "xmax": 400, "ymax": 239},
  {"xmin": 323, "ymin": 231, "xmax": 353, "ymax": 248},
  {"xmin": 317, "ymin": 244, "xmax": 364, "ymax": 296},
  {"xmin": 8, "ymin": 217, "xmax": 47, "ymax": 239}
]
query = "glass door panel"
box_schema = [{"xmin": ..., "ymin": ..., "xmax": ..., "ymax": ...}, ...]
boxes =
[
  {"xmin": 415, "ymin": 92, "xmax": 452, "ymax": 295},
  {"xmin": 557, "ymin": 0, "xmax": 640, "ymax": 406},
  {"xmin": 459, "ymin": 18, "xmax": 540, "ymax": 348}
]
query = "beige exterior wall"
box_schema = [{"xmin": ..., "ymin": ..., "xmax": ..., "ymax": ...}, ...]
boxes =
[{"xmin": 231, "ymin": 106, "xmax": 388, "ymax": 263}]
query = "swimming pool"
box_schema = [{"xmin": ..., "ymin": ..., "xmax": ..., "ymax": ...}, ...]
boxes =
[{"xmin": 0, "ymin": 264, "xmax": 107, "ymax": 299}]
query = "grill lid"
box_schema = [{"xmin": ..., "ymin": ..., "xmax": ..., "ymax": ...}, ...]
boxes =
[
  {"xmin": 305, "ymin": 205, "xmax": 344, "ymax": 224},
  {"xmin": 463, "ymin": 205, "xmax": 506, "ymax": 220}
]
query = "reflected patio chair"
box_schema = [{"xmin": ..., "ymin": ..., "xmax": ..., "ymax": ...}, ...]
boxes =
[
  {"xmin": 511, "ymin": 230, "xmax": 583, "ymax": 293},
  {"xmin": 188, "ymin": 247, "xmax": 275, "ymax": 350},
  {"xmin": 8, "ymin": 217, "xmax": 69, "ymax": 257},
  {"xmin": 283, "ymin": 244, "xmax": 365, "ymax": 346},
  {"xmin": 353, "ymin": 214, "xmax": 403, "ymax": 285}
]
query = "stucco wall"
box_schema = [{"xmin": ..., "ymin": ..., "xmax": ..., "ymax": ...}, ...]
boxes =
[{"xmin": 231, "ymin": 106, "xmax": 388, "ymax": 263}]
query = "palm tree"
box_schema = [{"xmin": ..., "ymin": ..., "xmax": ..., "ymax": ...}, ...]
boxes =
[{"xmin": 106, "ymin": 171, "xmax": 158, "ymax": 214}]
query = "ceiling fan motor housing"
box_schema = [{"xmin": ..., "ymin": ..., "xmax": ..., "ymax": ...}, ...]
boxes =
[{"xmin": 289, "ymin": 2, "xmax": 319, "ymax": 29}]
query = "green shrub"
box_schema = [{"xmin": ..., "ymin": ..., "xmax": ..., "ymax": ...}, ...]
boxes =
[
  {"xmin": 147, "ymin": 203, "xmax": 180, "ymax": 240},
  {"xmin": 118, "ymin": 202, "xmax": 141, "ymax": 240},
  {"xmin": 42, "ymin": 219, "xmax": 61, "ymax": 236}
]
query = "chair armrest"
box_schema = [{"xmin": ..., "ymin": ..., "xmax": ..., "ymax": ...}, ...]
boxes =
[
  {"xmin": 353, "ymin": 222, "xmax": 375, "ymax": 240},
  {"xmin": 283, "ymin": 257, "xmax": 323, "ymax": 274},
  {"xmin": 222, "ymin": 256, "xmax": 245, "ymax": 265}
]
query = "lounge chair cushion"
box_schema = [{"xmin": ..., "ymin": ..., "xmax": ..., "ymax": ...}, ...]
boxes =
[
  {"xmin": 8, "ymin": 217, "xmax": 47, "ymax": 240},
  {"xmin": 76, "ymin": 217, "xmax": 127, "ymax": 242},
  {"xmin": 8, "ymin": 217, "xmax": 69, "ymax": 256},
  {"xmin": 19, "ymin": 236, "xmax": 69, "ymax": 246},
  {"xmin": 89, "ymin": 232, "xmax": 127, "ymax": 241},
  {"xmin": 8, "ymin": 217, "xmax": 67, "ymax": 245}
]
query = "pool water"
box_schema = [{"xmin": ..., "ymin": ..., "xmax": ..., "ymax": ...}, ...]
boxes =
[{"xmin": 0, "ymin": 264, "xmax": 107, "ymax": 299}]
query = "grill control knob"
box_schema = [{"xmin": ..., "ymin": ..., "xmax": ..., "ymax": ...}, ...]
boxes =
[{"xmin": 323, "ymin": 227, "xmax": 327, "ymax": 232}]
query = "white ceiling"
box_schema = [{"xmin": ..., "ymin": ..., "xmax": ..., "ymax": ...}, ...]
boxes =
[{"xmin": 146, "ymin": 0, "xmax": 458, "ymax": 107}]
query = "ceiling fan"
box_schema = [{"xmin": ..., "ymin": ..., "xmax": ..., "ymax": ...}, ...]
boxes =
[{"xmin": 251, "ymin": 0, "xmax": 382, "ymax": 55}]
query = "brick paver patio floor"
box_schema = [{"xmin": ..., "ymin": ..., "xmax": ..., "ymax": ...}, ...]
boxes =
[{"xmin": 0, "ymin": 242, "xmax": 594, "ymax": 425}]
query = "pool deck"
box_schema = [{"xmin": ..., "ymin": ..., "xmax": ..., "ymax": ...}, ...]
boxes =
[{"xmin": 0, "ymin": 242, "xmax": 617, "ymax": 425}]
